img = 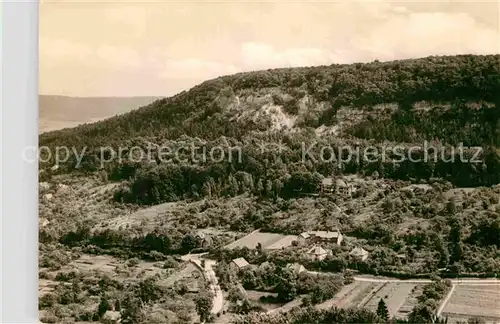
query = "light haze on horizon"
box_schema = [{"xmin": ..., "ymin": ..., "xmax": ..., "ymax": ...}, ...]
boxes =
[{"xmin": 40, "ymin": 0, "xmax": 500, "ymax": 97}]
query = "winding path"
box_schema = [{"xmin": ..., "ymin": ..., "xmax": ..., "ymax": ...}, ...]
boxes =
[{"xmin": 182, "ymin": 253, "xmax": 224, "ymax": 315}]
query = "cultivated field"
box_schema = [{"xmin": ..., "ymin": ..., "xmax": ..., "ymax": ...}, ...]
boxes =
[
  {"xmin": 224, "ymin": 230, "xmax": 297, "ymax": 250},
  {"xmin": 441, "ymin": 285, "xmax": 500, "ymax": 323},
  {"xmin": 361, "ymin": 282, "xmax": 417, "ymax": 318},
  {"xmin": 317, "ymin": 281, "xmax": 427, "ymax": 319}
]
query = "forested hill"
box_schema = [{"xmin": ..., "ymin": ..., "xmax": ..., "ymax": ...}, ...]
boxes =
[
  {"xmin": 40, "ymin": 55, "xmax": 500, "ymax": 147},
  {"xmin": 39, "ymin": 55, "xmax": 500, "ymax": 200}
]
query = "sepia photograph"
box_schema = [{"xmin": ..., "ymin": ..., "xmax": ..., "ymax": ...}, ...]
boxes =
[{"xmin": 37, "ymin": 1, "xmax": 500, "ymax": 323}]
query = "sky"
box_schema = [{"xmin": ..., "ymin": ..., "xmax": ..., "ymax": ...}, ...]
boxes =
[{"xmin": 40, "ymin": 0, "xmax": 500, "ymax": 97}]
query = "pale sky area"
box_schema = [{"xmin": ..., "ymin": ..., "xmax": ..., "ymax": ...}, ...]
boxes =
[{"xmin": 40, "ymin": 0, "xmax": 500, "ymax": 97}]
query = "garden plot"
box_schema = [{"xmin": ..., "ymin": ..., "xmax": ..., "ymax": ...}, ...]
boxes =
[
  {"xmin": 361, "ymin": 283, "xmax": 416, "ymax": 318},
  {"xmin": 441, "ymin": 285, "xmax": 500, "ymax": 322},
  {"xmin": 224, "ymin": 230, "xmax": 297, "ymax": 250},
  {"xmin": 318, "ymin": 281, "xmax": 424, "ymax": 320},
  {"xmin": 395, "ymin": 284, "xmax": 426, "ymax": 319},
  {"xmin": 317, "ymin": 281, "xmax": 380, "ymax": 310}
]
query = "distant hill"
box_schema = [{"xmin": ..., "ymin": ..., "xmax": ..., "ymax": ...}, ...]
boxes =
[{"xmin": 39, "ymin": 95, "xmax": 162, "ymax": 133}]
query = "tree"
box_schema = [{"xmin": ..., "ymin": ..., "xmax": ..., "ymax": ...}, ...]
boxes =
[
  {"xmin": 195, "ymin": 292, "xmax": 213, "ymax": 322},
  {"xmin": 120, "ymin": 294, "xmax": 143, "ymax": 324},
  {"xmin": 181, "ymin": 234, "xmax": 197, "ymax": 253},
  {"xmin": 98, "ymin": 295, "xmax": 111, "ymax": 318},
  {"xmin": 448, "ymin": 218, "xmax": 463, "ymax": 263},
  {"xmin": 376, "ymin": 298, "xmax": 389, "ymax": 321}
]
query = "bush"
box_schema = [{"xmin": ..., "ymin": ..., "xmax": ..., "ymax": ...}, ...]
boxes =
[{"xmin": 39, "ymin": 293, "xmax": 56, "ymax": 309}]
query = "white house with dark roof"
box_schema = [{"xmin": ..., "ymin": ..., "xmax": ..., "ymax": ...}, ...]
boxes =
[
  {"xmin": 350, "ymin": 247, "xmax": 369, "ymax": 261},
  {"xmin": 307, "ymin": 245, "xmax": 331, "ymax": 261},
  {"xmin": 320, "ymin": 177, "xmax": 335, "ymax": 194},
  {"xmin": 307, "ymin": 230, "xmax": 343, "ymax": 245}
]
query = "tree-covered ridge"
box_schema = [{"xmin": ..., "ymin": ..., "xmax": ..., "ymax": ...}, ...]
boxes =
[{"xmin": 39, "ymin": 55, "xmax": 500, "ymax": 153}]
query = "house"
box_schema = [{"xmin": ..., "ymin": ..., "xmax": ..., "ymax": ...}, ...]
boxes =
[
  {"xmin": 286, "ymin": 263, "xmax": 306, "ymax": 274},
  {"xmin": 308, "ymin": 230, "xmax": 343, "ymax": 245},
  {"xmin": 350, "ymin": 247, "xmax": 369, "ymax": 261},
  {"xmin": 307, "ymin": 245, "xmax": 331, "ymax": 261},
  {"xmin": 230, "ymin": 257, "xmax": 250, "ymax": 271},
  {"xmin": 195, "ymin": 232, "xmax": 213, "ymax": 248},
  {"xmin": 335, "ymin": 179, "xmax": 353, "ymax": 196},
  {"xmin": 320, "ymin": 177, "xmax": 335, "ymax": 194},
  {"xmin": 297, "ymin": 232, "xmax": 310, "ymax": 244}
]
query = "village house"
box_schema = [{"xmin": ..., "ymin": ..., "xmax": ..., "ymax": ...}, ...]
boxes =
[
  {"xmin": 320, "ymin": 177, "xmax": 335, "ymax": 194},
  {"xmin": 307, "ymin": 245, "xmax": 331, "ymax": 261},
  {"xmin": 335, "ymin": 179, "xmax": 354, "ymax": 196},
  {"xmin": 297, "ymin": 232, "xmax": 310, "ymax": 244},
  {"xmin": 194, "ymin": 232, "xmax": 213, "ymax": 248},
  {"xmin": 301, "ymin": 230, "xmax": 343, "ymax": 245},
  {"xmin": 350, "ymin": 247, "xmax": 369, "ymax": 261},
  {"xmin": 230, "ymin": 257, "xmax": 250, "ymax": 272},
  {"xmin": 286, "ymin": 263, "xmax": 306, "ymax": 274},
  {"xmin": 320, "ymin": 177, "xmax": 357, "ymax": 197}
]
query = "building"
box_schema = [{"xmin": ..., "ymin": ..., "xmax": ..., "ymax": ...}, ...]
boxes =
[
  {"xmin": 350, "ymin": 247, "xmax": 369, "ymax": 261},
  {"xmin": 230, "ymin": 257, "xmax": 250, "ymax": 272},
  {"xmin": 195, "ymin": 232, "xmax": 213, "ymax": 248},
  {"xmin": 286, "ymin": 263, "xmax": 306, "ymax": 274},
  {"xmin": 320, "ymin": 177, "xmax": 335, "ymax": 194},
  {"xmin": 307, "ymin": 230, "xmax": 343, "ymax": 245},
  {"xmin": 307, "ymin": 245, "xmax": 331, "ymax": 261},
  {"xmin": 297, "ymin": 232, "xmax": 310, "ymax": 244},
  {"xmin": 335, "ymin": 179, "xmax": 353, "ymax": 196}
]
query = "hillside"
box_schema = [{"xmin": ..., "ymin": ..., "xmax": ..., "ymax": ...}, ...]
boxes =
[
  {"xmin": 40, "ymin": 55, "xmax": 500, "ymax": 188},
  {"xmin": 40, "ymin": 55, "xmax": 500, "ymax": 144},
  {"xmin": 38, "ymin": 55, "xmax": 500, "ymax": 323},
  {"xmin": 39, "ymin": 95, "xmax": 162, "ymax": 133}
]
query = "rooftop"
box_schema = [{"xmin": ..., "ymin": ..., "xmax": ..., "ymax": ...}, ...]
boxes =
[
  {"xmin": 231, "ymin": 257, "xmax": 250, "ymax": 269},
  {"xmin": 350, "ymin": 247, "xmax": 369, "ymax": 257},
  {"xmin": 321, "ymin": 177, "xmax": 334, "ymax": 186},
  {"xmin": 308, "ymin": 230, "xmax": 341, "ymax": 239},
  {"xmin": 307, "ymin": 246, "xmax": 328, "ymax": 255}
]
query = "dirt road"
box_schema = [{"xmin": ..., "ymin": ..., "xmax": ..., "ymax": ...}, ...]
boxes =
[{"xmin": 182, "ymin": 254, "xmax": 224, "ymax": 315}]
